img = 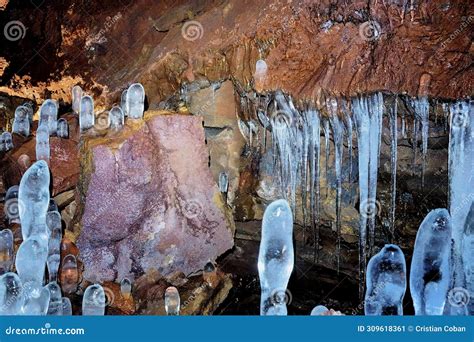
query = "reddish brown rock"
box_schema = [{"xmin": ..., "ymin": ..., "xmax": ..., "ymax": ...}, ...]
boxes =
[{"xmin": 77, "ymin": 111, "xmax": 235, "ymax": 283}]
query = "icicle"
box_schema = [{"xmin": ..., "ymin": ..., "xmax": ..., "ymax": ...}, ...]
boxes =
[
  {"xmin": 352, "ymin": 93, "xmax": 384, "ymax": 299},
  {"xmin": 306, "ymin": 108, "xmax": 321, "ymax": 261},
  {"xmin": 401, "ymin": 109, "xmax": 407, "ymax": 138},
  {"xmin": 342, "ymin": 100, "xmax": 354, "ymax": 203},
  {"xmin": 412, "ymin": 117, "xmax": 419, "ymax": 176},
  {"xmin": 412, "ymin": 97, "xmax": 429, "ymax": 187},
  {"xmin": 389, "ymin": 98, "xmax": 398, "ymax": 241},
  {"xmin": 322, "ymin": 118, "xmax": 331, "ymax": 197},
  {"xmin": 328, "ymin": 99, "xmax": 344, "ymax": 273}
]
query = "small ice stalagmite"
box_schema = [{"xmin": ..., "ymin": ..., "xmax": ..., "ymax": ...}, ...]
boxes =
[
  {"xmin": 57, "ymin": 118, "xmax": 69, "ymax": 138},
  {"xmin": 462, "ymin": 202, "xmax": 474, "ymax": 315},
  {"xmin": 62, "ymin": 297, "xmax": 72, "ymax": 315},
  {"xmin": 79, "ymin": 95, "xmax": 95, "ymax": 132},
  {"xmin": 126, "ymin": 83, "xmax": 145, "ymax": 119},
  {"xmin": 218, "ymin": 171, "xmax": 229, "ymax": 195},
  {"xmin": 21, "ymin": 286, "xmax": 50, "ymax": 315},
  {"xmin": 60, "ymin": 254, "xmax": 79, "ymax": 294},
  {"xmin": 4, "ymin": 185, "xmax": 20, "ymax": 223},
  {"xmin": 72, "ymin": 85, "xmax": 83, "ymax": 115},
  {"xmin": 410, "ymin": 209, "xmax": 452, "ymax": 315},
  {"xmin": 120, "ymin": 278, "xmax": 132, "ymax": 299},
  {"xmin": 121, "ymin": 89, "xmax": 128, "ymax": 116},
  {"xmin": 18, "ymin": 160, "xmax": 50, "ymax": 241},
  {"xmin": 310, "ymin": 305, "xmax": 329, "ymax": 316},
  {"xmin": 0, "ymin": 132, "xmax": 13, "ymax": 151},
  {"xmin": 258, "ymin": 199, "xmax": 294, "ymax": 316},
  {"xmin": 35, "ymin": 123, "xmax": 50, "ymax": 163},
  {"xmin": 109, "ymin": 106, "xmax": 124, "ymax": 130},
  {"xmin": 365, "ymin": 244, "xmax": 406, "ymax": 315},
  {"xmin": 46, "ymin": 281, "xmax": 63, "ymax": 316},
  {"xmin": 39, "ymin": 100, "xmax": 58, "ymax": 136},
  {"xmin": 164, "ymin": 286, "xmax": 180, "ymax": 315},
  {"xmin": 15, "ymin": 236, "xmax": 48, "ymax": 298},
  {"xmin": 82, "ymin": 284, "xmax": 106, "ymax": 316},
  {"xmin": 46, "ymin": 211, "xmax": 61, "ymax": 235},
  {"xmin": 23, "ymin": 102, "xmax": 34, "ymax": 124},
  {"xmin": 0, "ymin": 229, "xmax": 14, "ymax": 274},
  {"xmin": 0, "ymin": 272, "xmax": 24, "ymax": 315},
  {"xmin": 12, "ymin": 105, "xmax": 30, "ymax": 136},
  {"xmin": 47, "ymin": 226, "xmax": 62, "ymax": 282}
]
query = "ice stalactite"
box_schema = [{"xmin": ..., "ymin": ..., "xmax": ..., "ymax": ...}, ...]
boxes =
[
  {"xmin": 322, "ymin": 118, "xmax": 331, "ymax": 198},
  {"xmin": 328, "ymin": 99, "xmax": 344, "ymax": 272},
  {"xmin": 305, "ymin": 108, "xmax": 321, "ymax": 260},
  {"xmin": 342, "ymin": 100, "xmax": 354, "ymax": 204},
  {"xmin": 389, "ymin": 98, "xmax": 398, "ymax": 240},
  {"xmin": 352, "ymin": 93, "xmax": 384, "ymax": 298},
  {"xmin": 448, "ymin": 100, "xmax": 474, "ymax": 302},
  {"xmin": 412, "ymin": 97, "xmax": 430, "ymax": 187}
]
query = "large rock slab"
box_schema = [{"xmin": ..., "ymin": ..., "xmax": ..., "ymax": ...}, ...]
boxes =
[{"xmin": 77, "ymin": 112, "xmax": 235, "ymax": 282}]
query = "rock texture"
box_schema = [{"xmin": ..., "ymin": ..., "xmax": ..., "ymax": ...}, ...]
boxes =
[
  {"xmin": 0, "ymin": 0, "xmax": 472, "ymax": 116},
  {"xmin": 77, "ymin": 111, "xmax": 235, "ymax": 282}
]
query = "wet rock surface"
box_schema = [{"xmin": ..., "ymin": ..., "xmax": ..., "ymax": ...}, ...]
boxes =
[{"xmin": 77, "ymin": 111, "xmax": 235, "ymax": 282}]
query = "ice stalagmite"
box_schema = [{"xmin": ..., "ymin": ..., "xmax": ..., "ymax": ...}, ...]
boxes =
[
  {"xmin": 412, "ymin": 97, "xmax": 429, "ymax": 187},
  {"xmin": 18, "ymin": 160, "xmax": 50, "ymax": 241},
  {"xmin": 22, "ymin": 286, "xmax": 50, "ymax": 315},
  {"xmin": 120, "ymin": 278, "xmax": 132, "ymax": 299},
  {"xmin": 62, "ymin": 297, "xmax": 72, "ymax": 315},
  {"xmin": 47, "ymin": 225, "xmax": 62, "ymax": 282},
  {"xmin": 310, "ymin": 305, "xmax": 329, "ymax": 316},
  {"xmin": 328, "ymin": 99, "xmax": 344, "ymax": 272},
  {"xmin": 410, "ymin": 209, "xmax": 452, "ymax": 315},
  {"xmin": 46, "ymin": 282, "xmax": 63, "ymax": 316},
  {"xmin": 126, "ymin": 83, "xmax": 145, "ymax": 119},
  {"xmin": 15, "ymin": 236, "xmax": 48, "ymax": 298},
  {"xmin": 164, "ymin": 286, "xmax": 180, "ymax": 315},
  {"xmin": 0, "ymin": 132, "xmax": 13, "ymax": 151},
  {"xmin": 57, "ymin": 118, "xmax": 69, "ymax": 138},
  {"xmin": 258, "ymin": 199, "xmax": 294, "ymax": 315},
  {"xmin": 60, "ymin": 254, "xmax": 79, "ymax": 294},
  {"xmin": 121, "ymin": 89, "xmax": 128, "ymax": 116},
  {"xmin": 352, "ymin": 93, "xmax": 384, "ymax": 298},
  {"xmin": 109, "ymin": 106, "xmax": 124, "ymax": 130},
  {"xmin": 79, "ymin": 95, "xmax": 95, "ymax": 132},
  {"xmin": 365, "ymin": 244, "xmax": 406, "ymax": 315},
  {"xmin": 462, "ymin": 202, "xmax": 474, "ymax": 314},
  {"xmin": 0, "ymin": 272, "xmax": 24, "ymax": 315},
  {"xmin": 39, "ymin": 100, "xmax": 58, "ymax": 136},
  {"xmin": 36, "ymin": 124, "xmax": 50, "ymax": 163},
  {"xmin": 0, "ymin": 229, "xmax": 14, "ymax": 274},
  {"xmin": 4, "ymin": 185, "xmax": 19, "ymax": 223},
  {"xmin": 389, "ymin": 98, "xmax": 398, "ymax": 239},
  {"xmin": 449, "ymin": 100, "xmax": 474, "ymax": 292},
  {"xmin": 82, "ymin": 284, "xmax": 106, "ymax": 315},
  {"xmin": 72, "ymin": 86, "xmax": 83, "ymax": 115},
  {"xmin": 12, "ymin": 105, "xmax": 30, "ymax": 137}
]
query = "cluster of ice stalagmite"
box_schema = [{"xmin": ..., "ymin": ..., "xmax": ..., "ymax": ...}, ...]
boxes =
[
  {"xmin": 0, "ymin": 161, "xmax": 82, "ymax": 315},
  {"xmin": 12, "ymin": 105, "xmax": 32, "ymax": 137},
  {"xmin": 76, "ymin": 83, "xmax": 143, "ymax": 134}
]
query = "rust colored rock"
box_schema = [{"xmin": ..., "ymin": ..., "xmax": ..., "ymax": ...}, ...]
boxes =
[
  {"xmin": 77, "ymin": 112, "xmax": 235, "ymax": 283},
  {"xmin": 0, "ymin": 120, "xmax": 80, "ymax": 196}
]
